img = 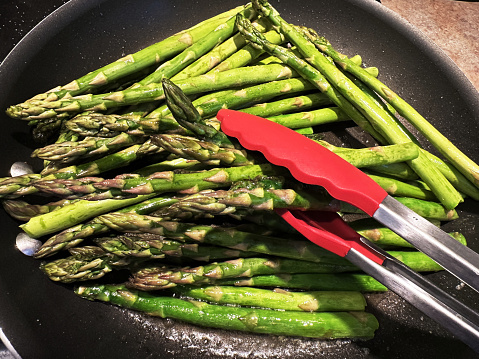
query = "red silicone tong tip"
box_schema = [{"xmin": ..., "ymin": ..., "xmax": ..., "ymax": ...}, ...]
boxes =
[
  {"xmin": 217, "ymin": 109, "xmax": 388, "ymax": 216},
  {"xmin": 276, "ymin": 209, "xmax": 385, "ymax": 265}
]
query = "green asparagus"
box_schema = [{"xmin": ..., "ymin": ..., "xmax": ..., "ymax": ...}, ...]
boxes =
[
  {"xmin": 133, "ymin": 6, "xmax": 256, "ymax": 86},
  {"xmin": 31, "ymin": 133, "xmax": 144, "ymax": 163},
  {"xmin": 129, "ymin": 251, "xmax": 441, "ymax": 291},
  {"xmin": 64, "ymin": 113, "xmax": 182, "ymax": 137},
  {"xmin": 7, "ymin": 64, "xmax": 296, "ymax": 121},
  {"xmin": 235, "ymin": 12, "xmax": 387, "ymax": 143},
  {"xmin": 22, "ymin": 164, "xmax": 278, "ymax": 237},
  {"xmin": 76, "ymin": 284, "xmax": 380, "ymax": 339},
  {"xmin": 306, "ymin": 28, "xmax": 479, "ymax": 188},
  {"xmin": 217, "ymin": 273, "xmax": 387, "ymax": 292},
  {"xmin": 129, "ymin": 257, "xmax": 357, "ymax": 290},
  {"xmin": 96, "ymin": 235, "xmax": 257, "ymax": 262},
  {"xmin": 239, "ymin": 92, "xmax": 332, "ymax": 117},
  {"xmin": 237, "ymin": 9, "xmax": 463, "ymax": 210},
  {"xmin": 149, "ymin": 187, "xmax": 340, "ymax": 220},
  {"xmin": 33, "ymin": 196, "xmax": 179, "ymax": 258},
  {"xmin": 0, "ymin": 141, "xmax": 164, "ymax": 198},
  {"xmin": 10, "ymin": 5, "xmax": 248, "ymax": 103},
  {"xmin": 171, "ymin": 286, "xmax": 367, "ymax": 312},
  {"xmin": 30, "ymin": 163, "xmax": 279, "ymax": 200},
  {"xmin": 40, "ymin": 246, "xmax": 126, "ymax": 283},
  {"xmin": 151, "ymin": 134, "xmax": 253, "ymax": 166},
  {"xmin": 95, "ymin": 214, "xmax": 351, "ymax": 264}
]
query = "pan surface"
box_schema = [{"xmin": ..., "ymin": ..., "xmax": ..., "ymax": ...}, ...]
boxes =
[{"xmin": 0, "ymin": 0, "xmax": 478, "ymax": 358}]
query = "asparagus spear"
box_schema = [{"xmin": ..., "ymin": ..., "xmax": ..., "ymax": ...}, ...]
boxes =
[
  {"xmin": 0, "ymin": 174, "xmax": 42, "ymax": 198},
  {"xmin": 239, "ymin": 92, "xmax": 332, "ymax": 117},
  {"xmin": 170, "ymin": 32, "xmax": 250, "ymax": 81},
  {"xmin": 129, "ymin": 257, "xmax": 357, "ymax": 290},
  {"xmin": 237, "ymin": 10, "xmax": 463, "ymax": 210},
  {"xmin": 151, "ymin": 134, "xmax": 253, "ymax": 166},
  {"xmin": 315, "ymin": 141, "xmax": 419, "ymax": 169},
  {"xmin": 129, "ymin": 251, "xmax": 441, "ymax": 291},
  {"xmin": 216, "ymin": 273, "xmax": 387, "ymax": 292},
  {"xmin": 149, "ymin": 187, "xmax": 340, "ymax": 221},
  {"xmin": 34, "ymin": 222, "xmax": 111, "ymax": 258},
  {"xmin": 96, "ymin": 235, "xmax": 257, "ymax": 262},
  {"xmin": 9, "ymin": 5, "xmax": 248, "ymax": 104},
  {"xmin": 42, "ymin": 139, "xmax": 164, "ymax": 176},
  {"xmin": 158, "ymin": 78, "xmax": 235, "ymax": 148},
  {"xmin": 305, "ymin": 28, "xmax": 479, "ymax": 189},
  {"xmin": 6, "ymin": 63, "xmax": 296, "ymax": 121},
  {"xmin": 265, "ymin": 107, "xmax": 349, "ymax": 128},
  {"xmin": 21, "ymin": 194, "xmax": 160, "ymax": 238},
  {"xmin": 76, "ymin": 284, "xmax": 380, "ymax": 339},
  {"xmin": 41, "ymin": 130, "xmax": 80, "ymax": 171},
  {"xmin": 41, "ymin": 237, "xmax": 258, "ymax": 283},
  {"xmin": 64, "ymin": 113, "xmax": 182, "ymax": 137},
  {"xmin": 132, "ymin": 157, "xmax": 216, "ymax": 177},
  {"xmin": 40, "ymin": 246, "xmax": 127, "ymax": 283},
  {"xmin": 31, "ymin": 133, "xmax": 144, "ymax": 163},
  {"xmin": 171, "ymin": 286, "xmax": 367, "ymax": 312},
  {"xmin": 366, "ymin": 174, "xmax": 437, "ymax": 201},
  {"xmin": 178, "ymin": 78, "xmax": 316, "ymax": 120},
  {"xmin": 94, "ymin": 212, "xmax": 451, "ymax": 266}
]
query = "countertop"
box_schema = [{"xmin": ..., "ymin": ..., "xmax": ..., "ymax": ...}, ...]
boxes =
[
  {"xmin": 0, "ymin": 0, "xmax": 478, "ymax": 357},
  {"xmin": 382, "ymin": 0, "xmax": 479, "ymax": 91}
]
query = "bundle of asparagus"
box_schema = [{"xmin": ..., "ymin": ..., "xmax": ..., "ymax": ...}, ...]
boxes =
[{"xmin": 2, "ymin": 0, "xmax": 479, "ymax": 342}]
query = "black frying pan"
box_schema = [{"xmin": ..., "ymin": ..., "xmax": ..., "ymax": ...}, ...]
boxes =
[{"xmin": 1, "ymin": 1, "xmax": 479, "ymax": 358}]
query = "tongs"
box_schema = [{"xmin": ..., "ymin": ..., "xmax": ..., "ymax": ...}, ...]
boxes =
[{"xmin": 217, "ymin": 109, "xmax": 479, "ymax": 352}]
